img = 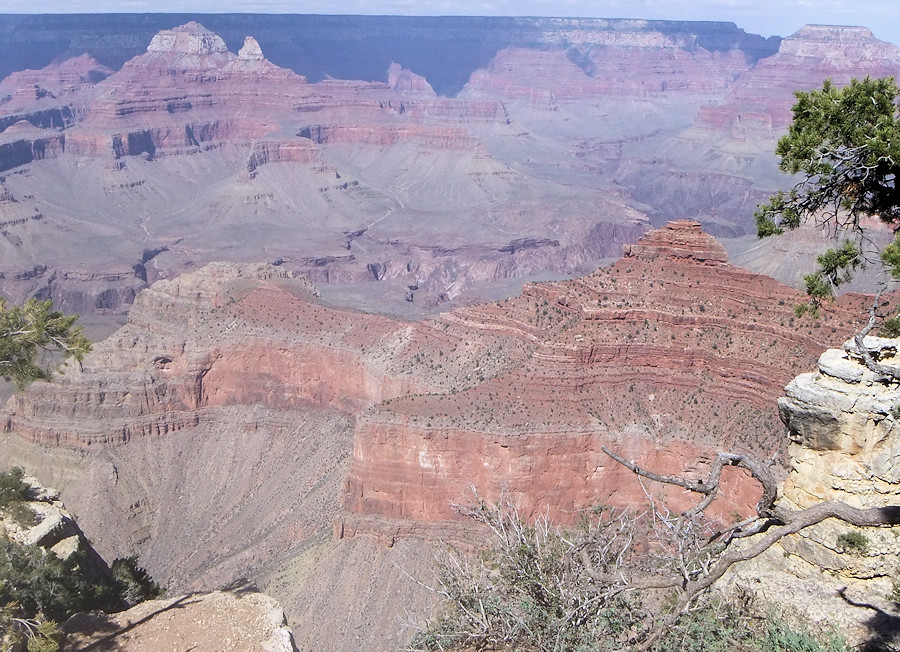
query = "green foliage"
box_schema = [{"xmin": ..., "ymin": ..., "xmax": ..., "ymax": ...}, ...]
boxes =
[
  {"xmin": 5, "ymin": 502, "xmax": 38, "ymax": 529},
  {"xmin": 0, "ymin": 536, "xmax": 114, "ymax": 623},
  {"xmin": 760, "ymin": 616, "xmax": 849, "ymax": 652},
  {"xmin": 111, "ymin": 555, "xmax": 163, "ymax": 607},
  {"xmin": 0, "ymin": 467, "xmax": 31, "ymax": 508},
  {"xmin": 799, "ymin": 241, "xmax": 860, "ymax": 307},
  {"xmin": 0, "ymin": 469, "xmax": 161, "ymax": 650},
  {"xmin": 755, "ymin": 76, "xmax": 900, "ymax": 308},
  {"xmin": 803, "ymin": 272, "xmax": 834, "ymax": 302},
  {"xmin": 409, "ymin": 499, "xmax": 649, "ymax": 651},
  {"xmin": 0, "ymin": 297, "xmax": 91, "ymax": 390},
  {"xmin": 836, "ymin": 530, "xmax": 869, "ymax": 554},
  {"xmin": 408, "ymin": 496, "xmax": 853, "ymax": 652},
  {"xmin": 0, "ymin": 468, "xmax": 38, "ymax": 529},
  {"xmin": 0, "ymin": 602, "xmax": 62, "ymax": 652},
  {"xmin": 815, "ymin": 241, "xmax": 861, "ymax": 288},
  {"xmin": 25, "ymin": 619, "xmax": 63, "ymax": 652},
  {"xmin": 758, "ymin": 76, "xmax": 900, "ymax": 232},
  {"xmin": 650, "ymin": 597, "xmax": 753, "ymax": 652},
  {"xmin": 754, "ymin": 190, "xmax": 801, "ymax": 235},
  {"xmin": 880, "ymin": 316, "xmax": 900, "ymax": 338},
  {"xmin": 880, "ymin": 233, "xmax": 900, "ymax": 279}
]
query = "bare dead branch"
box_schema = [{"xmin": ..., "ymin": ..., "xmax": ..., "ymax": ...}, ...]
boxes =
[{"xmin": 602, "ymin": 449, "xmax": 900, "ymax": 651}]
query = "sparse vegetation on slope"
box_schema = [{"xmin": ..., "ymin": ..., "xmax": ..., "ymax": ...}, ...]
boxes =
[
  {"xmin": 0, "ymin": 468, "xmax": 161, "ymax": 652},
  {"xmin": 406, "ymin": 491, "xmax": 853, "ymax": 652}
]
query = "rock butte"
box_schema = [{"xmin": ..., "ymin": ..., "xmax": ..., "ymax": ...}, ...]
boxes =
[
  {"xmin": 0, "ymin": 20, "xmax": 898, "ymax": 327},
  {"xmin": 0, "ymin": 221, "xmax": 878, "ymax": 649}
]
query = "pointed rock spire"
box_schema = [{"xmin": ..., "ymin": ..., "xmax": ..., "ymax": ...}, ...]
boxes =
[{"xmin": 238, "ymin": 36, "xmax": 265, "ymax": 61}]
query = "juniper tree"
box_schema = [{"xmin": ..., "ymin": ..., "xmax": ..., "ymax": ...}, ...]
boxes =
[
  {"xmin": 0, "ymin": 297, "xmax": 91, "ymax": 389},
  {"xmin": 755, "ymin": 76, "xmax": 900, "ymax": 309}
]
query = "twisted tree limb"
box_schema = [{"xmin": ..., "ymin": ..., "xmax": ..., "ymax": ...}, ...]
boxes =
[{"xmin": 604, "ymin": 447, "xmax": 900, "ymax": 650}]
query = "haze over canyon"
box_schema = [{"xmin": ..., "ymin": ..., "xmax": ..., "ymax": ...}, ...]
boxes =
[
  {"xmin": 1, "ymin": 16, "xmax": 898, "ymax": 332},
  {"xmin": 1, "ymin": 14, "xmax": 900, "ymax": 650}
]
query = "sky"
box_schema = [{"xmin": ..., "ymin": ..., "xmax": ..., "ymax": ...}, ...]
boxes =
[{"xmin": 4, "ymin": 0, "xmax": 900, "ymax": 46}]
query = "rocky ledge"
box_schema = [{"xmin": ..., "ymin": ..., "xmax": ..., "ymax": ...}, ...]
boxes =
[
  {"xmin": 64, "ymin": 586, "xmax": 298, "ymax": 652},
  {"xmin": 0, "ymin": 473, "xmax": 94, "ymax": 561},
  {"xmin": 778, "ymin": 336, "xmax": 900, "ymax": 578},
  {"xmin": 723, "ymin": 337, "xmax": 900, "ymax": 648}
]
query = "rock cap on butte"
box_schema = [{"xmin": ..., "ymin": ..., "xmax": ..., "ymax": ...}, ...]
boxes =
[
  {"xmin": 623, "ymin": 219, "xmax": 728, "ymax": 263},
  {"xmin": 238, "ymin": 36, "xmax": 265, "ymax": 61},
  {"xmin": 146, "ymin": 21, "xmax": 228, "ymax": 55}
]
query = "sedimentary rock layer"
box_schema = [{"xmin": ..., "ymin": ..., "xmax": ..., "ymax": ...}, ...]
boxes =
[{"xmin": 0, "ymin": 221, "xmax": 878, "ymax": 650}]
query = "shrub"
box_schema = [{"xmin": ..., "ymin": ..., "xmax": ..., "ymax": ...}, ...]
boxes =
[
  {"xmin": 111, "ymin": 555, "xmax": 163, "ymax": 607},
  {"xmin": 836, "ymin": 531, "xmax": 869, "ymax": 554},
  {"xmin": 6, "ymin": 501, "xmax": 39, "ymax": 528},
  {"xmin": 760, "ymin": 615, "xmax": 848, "ymax": 652},
  {"xmin": 406, "ymin": 497, "xmax": 851, "ymax": 652},
  {"xmin": 880, "ymin": 316, "xmax": 900, "ymax": 338},
  {"xmin": 0, "ymin": 467, "xmax": 31, "ymax": 508}
]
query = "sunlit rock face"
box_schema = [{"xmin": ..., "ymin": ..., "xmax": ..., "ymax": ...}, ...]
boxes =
[
  {"xmin": 0, "ymin": 223, "xmax": 875, "ymax": 651},
  {"xmin": 722, "ymin": 338, "xmax": 900, "ymax": 649},
  {"xmin": 778, "ymin": 337, "xmax": 900, "ymax": 579}
]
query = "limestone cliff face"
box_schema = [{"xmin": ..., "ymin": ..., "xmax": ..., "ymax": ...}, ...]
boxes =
[
  {"xmin": 778, "ymin": 337, "xmax": 900, "ymax": 578},
  {"xmin": 696, "ymin": 24, "xmax": 900, "ymax": 137},
  {"xmin": 720, "ymin": 337, "xmax": 900, "ymax": 647}
]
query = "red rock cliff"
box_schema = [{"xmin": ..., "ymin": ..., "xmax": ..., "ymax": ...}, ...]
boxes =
[{"xmin": 3, "ymin": 223, "xmax": 869, "ymax": 530}]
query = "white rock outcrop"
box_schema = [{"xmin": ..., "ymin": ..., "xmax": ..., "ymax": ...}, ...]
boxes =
[
  {"xmin": 724, "ymin": 338, "xmax": 900, "ymax": 646},
  {"xmin": 777, "ymin": 337, "xmax": 900, "ymax": 578},
  {"xmin": 147, "ymin": 21, "xmax": 229, "ymax": 56},
  {"xmin": 238, "ymin": 36, "xmax": 265, "ymax": 61},
  {"xmin": 1, "ymin": 474, "xmax": 84, "ymax": 559}
]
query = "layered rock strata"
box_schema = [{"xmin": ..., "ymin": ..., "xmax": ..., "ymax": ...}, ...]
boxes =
[
  {"xmin": 5, "ymin": 221, "xmax": 869, "ymax": 518},
  {"xmin": 0, "ymin": 222, "xmax": 879, "ymax": 649},
  {"xmin": 2, "ymin": 20, "xmax": 899, "ymax": 324},
  {"xmin": 696, "ymin": 25, "xmax": 900, "ymax": 137},
  {"xmin": 778, "ymin": 337, "xmax": 900, "ymax": 578}
]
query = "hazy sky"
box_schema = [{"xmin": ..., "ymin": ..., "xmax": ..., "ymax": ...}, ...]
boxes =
[{"xmin": 5, "ymin": 1, "xmax": 900, "ymax": 45}]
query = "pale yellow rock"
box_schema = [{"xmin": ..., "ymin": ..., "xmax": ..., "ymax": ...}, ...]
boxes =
[{"xmin": 732, "ymin": 340, "xmax": 900, "ymax": 648}]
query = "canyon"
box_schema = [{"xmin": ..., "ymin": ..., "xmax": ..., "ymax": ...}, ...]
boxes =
[
  {"xmin": 0, "ymin": 221, "xmax": 881, "ymax": 649},
  {"xmin": 0, "ymin": 18, "xmax": 897, "ymax": 335},
  {"xmin": 1, "ymin": 14, "xmax": 900, "ymax": 649}
]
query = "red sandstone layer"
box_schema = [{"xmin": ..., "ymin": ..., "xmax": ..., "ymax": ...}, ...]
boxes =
[{"xmin": 2, "ymin": 222, "xmax": 871, "ymax": 528}]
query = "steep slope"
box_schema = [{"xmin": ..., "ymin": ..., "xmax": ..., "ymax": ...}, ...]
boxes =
[
  {"xmin": 0, "ymin": 16, "xmax": 780, "ymax": 94},
  {"xmin": 341, "ymin": 221, "xmax": 869, "ymax": 527},
  {"xmin": 0, "ymin": 221, "xmax": 873, "ymax": 649},
  {"xmin": 697, "ymin": 26, "xmax": 900, "ymax": 138}
]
